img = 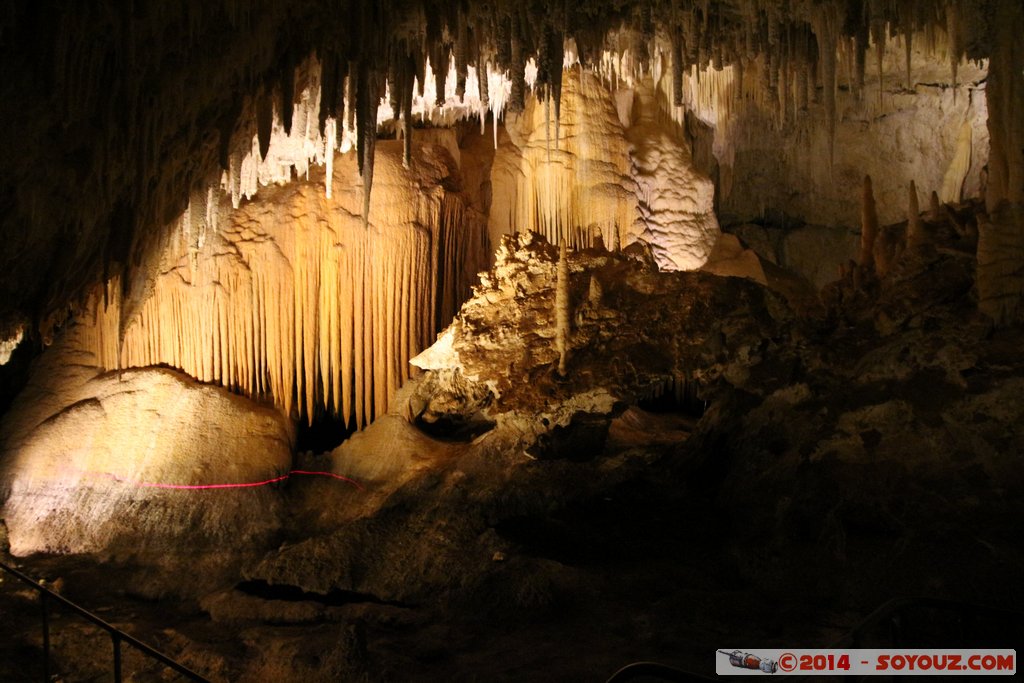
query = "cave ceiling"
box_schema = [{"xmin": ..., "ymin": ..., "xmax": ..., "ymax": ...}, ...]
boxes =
[{"xmin": 0, "ymin": 1, "xmax": 1008, "ymax": 343}]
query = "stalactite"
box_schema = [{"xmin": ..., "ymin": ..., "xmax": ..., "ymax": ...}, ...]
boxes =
[
  {"xmin": 945, "ymin": 2, "xmax": 960, "ymax": 101},
  {"xmin": 860, "ymin": 175, "xmax": 878, "ymax": 271},
  {"xmin": 402, "ymin": 78, "xmax": 413, "ymax": 169},
  {"xmin": 552, "ymin": 60, "xmax": 563, "ymax": 150},
  {"xmin": 854, "ymin": 25, "xmax": 867, "ymax": 99},
  {"xmin": 496, "ymin": 11, "xmax": 511, "ymax": 71},
  {"xmin": 671, "ymin": 31, "xmax": 684, "ymax": 107},
  {"xmin": 281, "ymin": 53, "xmax": 295, "ymax": 135},
  {"xmin": 537, "ymin": 90, "xmax": 547, "ymax": 162},
  {"xmin": 388, "ymin": 58, "xmax": 402, "ymax": 122},
  {"xmin": 83, "ymin": 150, "xmax": 487, "ymax": 430},
  {"xmin": 356, "ymin": 62, "xmax": 379, "ymax": 229},
  {"xmin": 813, "ymin": 5, "xmax": 839, "ymax": 175},
  {"xmin": 872, "ymin": 17, "xmax": 886, "ymax": 110},
  {"xmin": 454, "ymin": 17, "xmax": 468, "ymax": 100},
  {"xmin": 257, "ymin": 89, "xmax": 273, "ymax": 161},
  {"xmin": 509, "ymin": 13, "xmax": 525, "ymax": 114},
  {"xmin": 432, "ymin": 46, "xmax": 447, "ymax": 109},
  {"xmin": 228, "ymin": 150, "xmax": 242, "ymax": 209},
  {"xmin": 345, "ymin": 63, "xmax": 358, "ymax": 134},
  {"xmin": 901, "ymin": 1, "xmax": 914, "ymax": 90},
  {"xmin": 10, "ymin": 0, "xmax": 1010, "ymax": 352},
  {"xmin": 319, "ymin": 52, "xmax": 341, "ymax": 136}
]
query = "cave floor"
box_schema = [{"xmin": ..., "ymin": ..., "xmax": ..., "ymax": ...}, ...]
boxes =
[
  {"xmin": 3, "ymin": 240, "xmax": 1024, "ymax": 681},
  {"xmin": 2, "ymin": 505, "xmax": 857, "ymax": 682}
]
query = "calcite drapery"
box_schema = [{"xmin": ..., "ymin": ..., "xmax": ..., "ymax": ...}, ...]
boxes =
[{"xmin": 80, "ymin": 139, "xmax": 488, "ymax": 428}]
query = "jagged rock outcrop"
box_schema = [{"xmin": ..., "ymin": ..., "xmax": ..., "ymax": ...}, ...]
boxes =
[
  {"xmin": 409, "ymin": 231, "xmax": 784, "ymax": 445},
  {"xmin": 698, "ymin": 256, "xmax": 1024, "ymax": 610}
]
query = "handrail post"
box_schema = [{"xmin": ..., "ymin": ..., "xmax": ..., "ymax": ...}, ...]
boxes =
[
  {"xmin": 112, "ymin": 632, "xmax": 122, "ymax": 683},
  {"xmin": 40, "ymin": 592, "xmax": 50, "ymax": 683},
  {"xmin": 2, "ymin": 560, "xmax": 209, "ymax": 682}
]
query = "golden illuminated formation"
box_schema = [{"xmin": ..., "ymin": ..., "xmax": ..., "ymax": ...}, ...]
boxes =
[{"xmin": 80, "ymin": 141, "xmax": 487, "ymax": 428}]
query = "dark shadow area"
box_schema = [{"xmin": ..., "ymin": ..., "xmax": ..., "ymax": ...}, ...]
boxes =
[
  {"xmin": 295, "ymin": 410, "xmax": 355, "ymax": 454},
  {"xmin": 494, "ymin": 478, "xmax": 728, "ymax": 567},
  {"xmin": 413, "ymin": 413, "xmax": 495, "ymax": 442},
  {"xmin": 637, "ymin": 379, "xmax": 706, "ymax": 419},
  {"xmin": 839, "ymin": 597, "xmax": 1024, "ymax": 648},
  {"xmin": 235, "ymin": 580, "xmax": 411, "ymax": 608},
  {"xmin": 0, "ymin": 334, "xmax": 38, "ymax": 420},
  {"xmin": 526, "ymin": 412, "xmax": 611, "ymax": 461}
]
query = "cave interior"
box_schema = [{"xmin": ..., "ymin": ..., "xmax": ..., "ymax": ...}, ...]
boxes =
[{"xmin": 0, "ymin": 0, "xmax": 1023, "ymax": 680}]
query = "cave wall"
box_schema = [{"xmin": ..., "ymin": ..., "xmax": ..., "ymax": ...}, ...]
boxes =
[
  {"xmin": 718, "ymin": 44, "xmax": 988, "ymax": 230},
  {"xmin": 0, "ymin": 0, "xmax": 321, "ymax": 339}
]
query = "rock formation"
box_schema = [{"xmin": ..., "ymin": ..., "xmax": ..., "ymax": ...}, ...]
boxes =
[{"xmin": 0, "ymin": 2, "xmax": 1022, "ymax": 680}]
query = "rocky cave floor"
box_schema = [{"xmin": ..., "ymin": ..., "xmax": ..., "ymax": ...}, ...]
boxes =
[{"xmin": 2, "ymin": 227, "xmax": 1024, "ymax": 681}]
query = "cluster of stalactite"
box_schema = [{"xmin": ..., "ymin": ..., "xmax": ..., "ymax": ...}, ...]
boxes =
[
  {"xmin": 639, "ymin": 1, "xmax": 990, "ymax": 196},
  {"xmin": 78, "ymin": 163, "xmax": 488, "ymax": 428},
  {"xmin": 205, "ymin": 0, "xmax": 997, "ymax": 262},
  {"xmin": 0, "ymin": 0, "xmax": 1013, "ymax": 349}
]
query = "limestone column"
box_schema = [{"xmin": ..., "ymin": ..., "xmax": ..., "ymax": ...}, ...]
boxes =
[{"xmin": 977, "ymin": 0, "xmax": 1024, "ymax": 325}]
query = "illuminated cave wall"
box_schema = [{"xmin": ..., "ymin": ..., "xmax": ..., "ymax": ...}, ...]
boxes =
[
  {"xmin": 488, "ymin": 64, "xmax": 720, "ymax": 270},
  {"xmin": 0, "ymin": 0, "xmax": 1022, "ymax": 416},
  {"xmin": 711, "ymin": 33, "xmax": 990, "ymax": 230},
  {"xmin": 80, "ymin": 136, "xmax": 487, "ymax": 428}
]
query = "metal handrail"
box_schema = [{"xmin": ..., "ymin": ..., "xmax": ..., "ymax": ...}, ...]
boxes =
[
  {"xmin": 833, "ymin": 595, "xmax": 1023, "ymax": 648},
  {"xmin": 0, "ymin": 559, "xmax": 210, "ymax": 682}
]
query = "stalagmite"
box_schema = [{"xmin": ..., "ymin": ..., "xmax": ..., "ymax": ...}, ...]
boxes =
[
  {"xmin": 588, "ymin": 273, "xmax": 602, "ymax": 307},
  {"xmin": 555, "ymin": 241, "xmax": 570, "ymax": 376},
  {"xmin": 860, "ymin": 175, "xmax": 878, "ymax": 271},
  {"xmin": 906, "ymin": 180, "xmax": 924, "ymax": 249},
  {"xmin": 929, "ymin": 191, "xmax": 941, "ymax": 221}
]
